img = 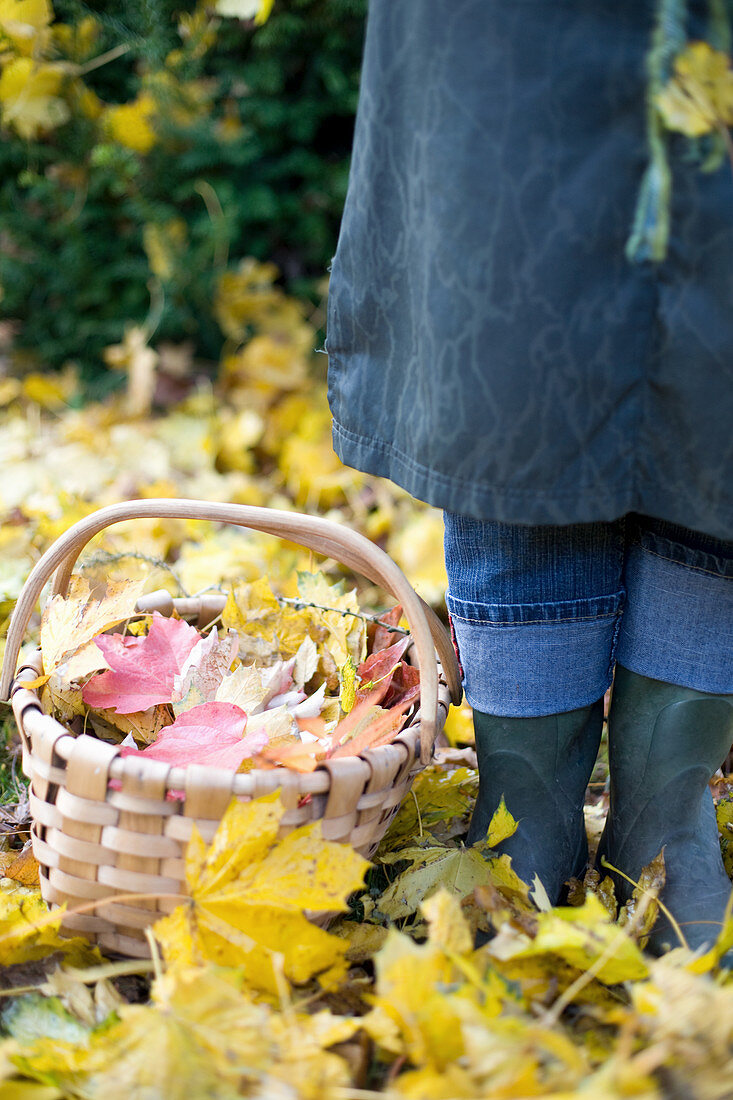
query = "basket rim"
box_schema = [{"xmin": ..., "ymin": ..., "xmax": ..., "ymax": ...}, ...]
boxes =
[{"xmin": 12, "ymin": 648, "xmax": 451, "ymax": 800}]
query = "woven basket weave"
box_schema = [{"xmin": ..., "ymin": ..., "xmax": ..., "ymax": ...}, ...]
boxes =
[{"xmin": 1, "ymin": 500, "xmax": 462, "ymax": 959}]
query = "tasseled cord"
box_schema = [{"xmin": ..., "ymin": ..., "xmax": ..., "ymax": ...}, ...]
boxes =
[
  {"xmin": 627, "ymin": 0, "xmax": 733, "ymax": 263},
  {"xmin": 626, "ymin": 0, "xmax": 688, "ymax": 264}
]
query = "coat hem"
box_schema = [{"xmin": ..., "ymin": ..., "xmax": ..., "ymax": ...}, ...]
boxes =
[{"xmin": 331, "ymin": 418, "xmax": 733, "ymax": 540}]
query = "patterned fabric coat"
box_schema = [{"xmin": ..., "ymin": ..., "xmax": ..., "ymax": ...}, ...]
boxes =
[{"xmin": 326, "ymin": 0, "xmax": 733, "ymax": 540}]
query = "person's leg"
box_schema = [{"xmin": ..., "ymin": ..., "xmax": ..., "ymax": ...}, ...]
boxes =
[
  {"xmin": 599, "ymin": 515, "xmax": 733, "ymax": 958},
  {"xmin": 444, "ymin": 513, "xmax": 625, "ymax": 902}
]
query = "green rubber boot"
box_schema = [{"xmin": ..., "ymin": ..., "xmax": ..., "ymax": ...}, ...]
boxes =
[
  {"xmin": 467, "ymin": 700, "xmax": 604, "ymax": 903},
  {"xmin": 597, "ymin": 666, "xmax": 733, "ymax": 960}
]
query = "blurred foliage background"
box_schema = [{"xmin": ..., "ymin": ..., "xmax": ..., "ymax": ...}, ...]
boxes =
[
  {"xmin": 0, "ymin": 0, "xmax": 452, "ymax": 656},
  {"xmin": 0, "ymin": 0, "xmax": 366, "ymax": 385}
]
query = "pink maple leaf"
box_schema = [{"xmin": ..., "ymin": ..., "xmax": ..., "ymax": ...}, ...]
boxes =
[
  {"xmin": 118, "ymin": 701, "xmax": 267, "ymax": 771},
  {"xmin": 82, "ymin": 613, "xmax": 202, "ymax": 713}
]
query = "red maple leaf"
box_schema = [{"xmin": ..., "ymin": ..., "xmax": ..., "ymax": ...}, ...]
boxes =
[
  {"xmin": 82, "ymin": 613, "xmax": 201, "ymax": 713},
  {"xmin": 119, "ymin": 702, "xmax": 268, "ymax": 770}
]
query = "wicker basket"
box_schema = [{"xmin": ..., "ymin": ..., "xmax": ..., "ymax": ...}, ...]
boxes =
[{"xmin": 1, "ymin": 500, "xmax": 462, "ymax": 958}]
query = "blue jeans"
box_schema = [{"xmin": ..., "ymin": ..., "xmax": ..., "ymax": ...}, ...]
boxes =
[{"xmin": 444, "ymin": 513, "xmax": 733, "ymax": 717}]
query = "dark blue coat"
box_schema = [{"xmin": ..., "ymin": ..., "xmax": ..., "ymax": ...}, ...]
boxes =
[{"xmin": 326, "ymin": 0, "xmax": 733, "ymax": 540}]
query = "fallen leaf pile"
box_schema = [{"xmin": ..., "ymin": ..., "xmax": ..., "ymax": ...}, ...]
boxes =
[{"xmin": 0, "ymin": 783, "xmax": 732, "ymax": 1099}]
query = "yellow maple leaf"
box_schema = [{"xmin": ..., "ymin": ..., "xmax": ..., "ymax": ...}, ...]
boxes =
[
  {"xmin": 488, "ymin": 893, "xmax": 649, "ymax": 985},
  {"xmin": 0, "ymin": 880, "xmax": 99, "ymax": 967},
  {"xmin": 153, "ymin": 793, "xmax": 369, "ymax": 994},
  {"xmin": 0, "ymin": 57, "xmax": 69, "ymax": 139},
  {"xmin": 297, "ymin": 571, "xmax": 365, "ymax": 670},
  {"xmin": 39, "ymin": 575, "xmax": 146, "ymax": 683}
]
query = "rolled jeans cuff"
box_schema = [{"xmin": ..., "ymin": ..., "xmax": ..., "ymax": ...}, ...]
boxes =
[
  {"xmin": 446, "ymin": 591, "xmax": 623, "ymax": 717},
  {"xmin": 616, "ymin": 543, "xmax": 733, "ymax": 693}
]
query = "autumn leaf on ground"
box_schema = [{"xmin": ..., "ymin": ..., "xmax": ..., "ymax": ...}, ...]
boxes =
[
  {"xmin": 39, "ymin": 576, "xmax": 146, "ymax": 685},
  {"xmin": 82, "ymin": 611, "xmax": 200, "ymax": 712},
  {"xmin": 0, "ymin": 843, "xmax": 39, "ymax": 887},
  {"xmin": 618, "ymin": 849, "xmax": 666, "ymax": 948},
  {"xmin": 0, "ymin": 880, "xmax": 100, "ymax": 968},
  {"xmin": 487, "ymin": 893, "xmax": 649, "ymax": 985},
  {"xmin": 486, "ymin": 796, "xmax": 519, "ymax": 848},
  {"xmin": 119, "ymin": 701, "xmax": 266, "ymax": 770},
  {"xmin": 153, "ymin": 793, "xmax": 368, "ymax": 993},
  {"xmin": 378, "ymin": 842, "xmax": 490, "ymax": 922},
  {"xmin": 379, "ymin": 766, "xmax": 478, "ymax": 852}
]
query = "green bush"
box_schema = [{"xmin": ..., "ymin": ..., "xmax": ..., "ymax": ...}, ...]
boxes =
[{"xmin": 0, "ymin": 0, "xmax": 365, "ymax": 382}]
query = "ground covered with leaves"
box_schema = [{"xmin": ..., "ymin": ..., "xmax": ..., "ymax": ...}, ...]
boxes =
[{"xmin": 0, "ymin": 304, "xmax": 731, "ymax": 1098}]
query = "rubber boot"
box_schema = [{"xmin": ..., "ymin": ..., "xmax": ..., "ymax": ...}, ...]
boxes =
[
  {"xmin": 467, "ymin": 699, "xmax": 604, "ymax": 903},
  {"xmin": 597, "ymin": 666, "xmax": 733, "ymax": 960}
]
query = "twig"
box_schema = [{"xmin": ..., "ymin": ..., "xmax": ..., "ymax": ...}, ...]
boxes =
[{"xmin": 277, "ymin": 596, "xmax": 410, "ymax": 636}]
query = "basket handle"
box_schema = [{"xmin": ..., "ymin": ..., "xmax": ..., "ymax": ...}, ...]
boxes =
[{"xmin": 1, "ymin": 499, "xmax": 462, "ymax": 763}]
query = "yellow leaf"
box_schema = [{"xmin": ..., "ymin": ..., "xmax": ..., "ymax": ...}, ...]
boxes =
[
  {"xmin": 0, "ymin": 844, "xmax": 38, "ymax": 886},
  {"xmin": 21, "ymin": 371, "xmax": 77, "ymax": 411},
  {"xmin": 443, "ymin": 700, "xmax": 474, "ymax": 746},
  {"xmin": 105, "ymin": 91, "xmax": 157, "ymax": 153},
  {"xmin": 0, "ymin": 58, "xmax": 69, "ymax": 140},
  {"xmin": 421, "ymin": 888, "xmax": 473, "ymax": 955},
  {"xmin": 657, "ymin": 40, "xmax": 733, "ymax": 137},
  {"xmin": 339, "ymin": 655, "xmax": 356, "ymax": 714},
  {"xmin": 487, "ymin": 795, "xmax": 519, "ymax": 848},
  {"xmin": 380, "ymin": 765, "xmax": 478, "ymax": 852},
  {"xmin": 153, "ymin": 794, "xmax": 368, "ymax": 993},
  {"xmin": 0, "ymin": 0, "xmax": 51, "ymax": 56},
  {"xmin": 142, "ymin": 219, "xmax": 188, "ymax": 281},
  {"xmin": 488, "ymin": 894, "xmax": 649, "ymax": 985},
  {"xmin": 0, "ymin": 880, "xmax": 99, "ymax": 967},
  {"xmin": 40, "ymin": 576, "xmax": 146, "ymax": 681},
  {"xmin": 378, "ymin": 843, "xmax": 490, "ymax": 921},
  {"xmin": 297, "ymin": 571, "xmax": 365, "ymax": 669}
]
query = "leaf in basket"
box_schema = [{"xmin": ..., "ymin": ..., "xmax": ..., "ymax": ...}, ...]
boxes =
[
  {"xmin": 40, "ymin": 576, "xmax": 147, "ymax": 682},
  {"xmin": 371, "ymin": 603, "xmax": 405, "ymax": 653},
  {"xmin": 92, "ymin": 703, "xmax": 172, "ymax": 746},
  {"xmin": 223, "ymin": 576, "xmax": 315, "ymax": 664},
  {"xmin": 327, "ymin": 698, "xmax": 412, "ymax": 760},
  {"xmin": 119, "ymin": 702, "xmax": 266, "ymax": 770},
  {"xmin": 172, "ymin": 628, "xmax": 239, "ymax": 714},
  {"xmin": 82, "ymin": 612, "xmax": 201, "ymax": 713},
  {"xmin": 255, "ymin": 737, "xmax": 323, "ymax": 773},
  {"xmin": 357, "ymin": 636, "xmax": 411, "ymax": 687},
  {"xmin": 296, "ymin": 572, "xmax": 366, "ymax": 669},
  {"xmin": 382, "ymin": 661, "xmax": 421, "ymax": 711},
  {"xmin": 153, "ymin": 793, "xmax": 369, "ymax": 993}
]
